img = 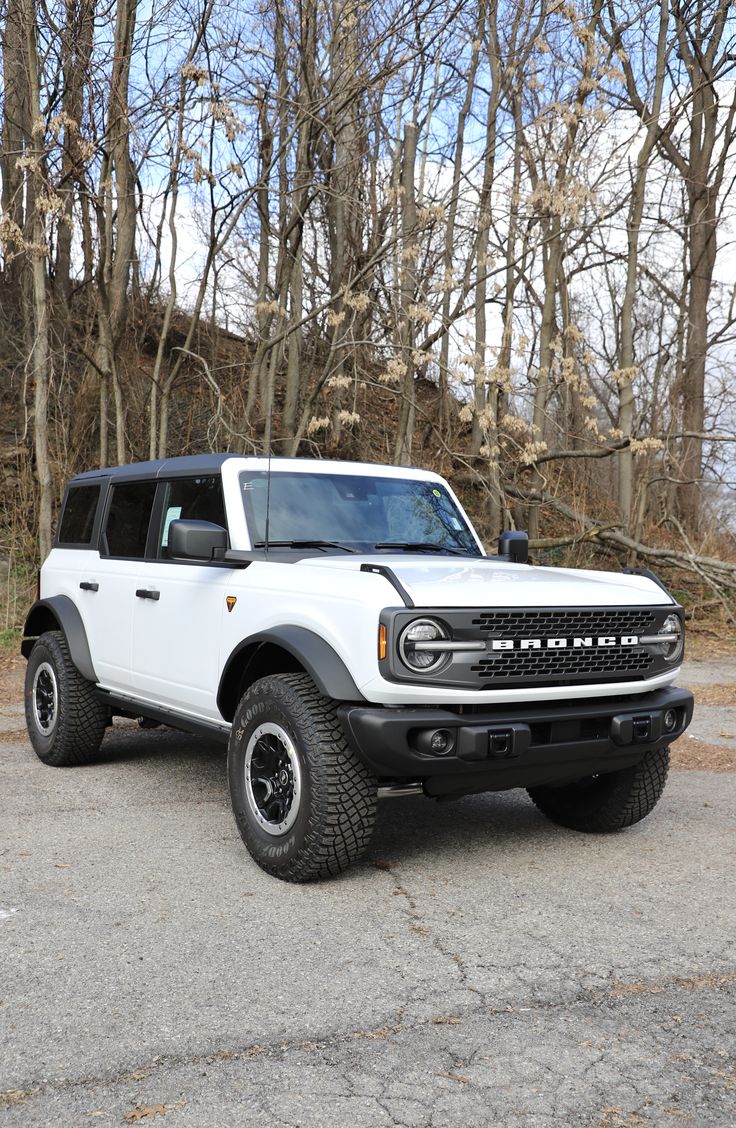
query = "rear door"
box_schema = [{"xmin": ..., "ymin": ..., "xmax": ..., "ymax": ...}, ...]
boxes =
[{"xmin": 79, "ymin": 478, "xmax": 158, "ymax": 693}]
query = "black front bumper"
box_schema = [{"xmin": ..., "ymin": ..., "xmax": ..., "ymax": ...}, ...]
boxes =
[{"xmin": 338, "ymin": 686, "xmax": 694, "ymax": 797}]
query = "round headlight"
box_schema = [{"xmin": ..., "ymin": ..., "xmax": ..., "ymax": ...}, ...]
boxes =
[
  {"xmin": 399, "ymin": 618, "xmax": 448, "ymax": 672},
  {"xmin": 660, "ymin": 613, "xmax": 683, "ymax": 663}
]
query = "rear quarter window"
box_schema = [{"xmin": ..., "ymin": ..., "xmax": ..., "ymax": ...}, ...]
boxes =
[{"xmin": 57, "ymin": 484, "xmax": 102, "ymax": 546}]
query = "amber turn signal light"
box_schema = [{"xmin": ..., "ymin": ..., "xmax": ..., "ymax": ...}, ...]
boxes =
[{"xmin": 378, "ymin": 624, "xmax": 387, "ymax": 660}]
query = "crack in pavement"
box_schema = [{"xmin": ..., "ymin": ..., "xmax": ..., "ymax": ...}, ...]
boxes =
[
  {"xmin": 375, "ymin": 861, "xmax": 486, "ymax": 999},
  {"xmin": 4, "ymin": 966, "xmax": 735, "ymax": 1109}
]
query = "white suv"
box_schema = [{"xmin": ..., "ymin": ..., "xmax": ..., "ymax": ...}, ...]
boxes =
[{"xmin": 22, "ymin": 454, "xmax": 693, "ymax": 880}]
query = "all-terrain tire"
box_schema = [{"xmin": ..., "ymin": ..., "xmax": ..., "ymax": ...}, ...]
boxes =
[
  {"xmin": 228, "ymin": 673, "xmax": 377, "ymax": 881},
  {"xmin": 24, "ymin": 630, "xmax": 107, "ymax": 766},
  {"xmin": 527, "ymin": 747, "xmax": 670, "ymax": 833}
]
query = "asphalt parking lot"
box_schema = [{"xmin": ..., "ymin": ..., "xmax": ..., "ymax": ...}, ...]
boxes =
[{"xmin": 1, "ymin": 661, "xmax": 735, "ymax": 1127}]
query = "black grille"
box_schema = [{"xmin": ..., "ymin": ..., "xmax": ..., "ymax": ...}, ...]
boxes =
[
  {"xmin": 471, "ymin": 647, "xmax": 654, "ymax": 686},
  {"xmin": 471, "ymin": 608, "xmax": 658, "ymax": 637},
  {"xmin": 468, "ymin": 607, "xmax": 660, "ymax": 687}
]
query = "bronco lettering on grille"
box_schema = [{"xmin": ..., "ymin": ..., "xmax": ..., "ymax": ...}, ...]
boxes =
[{"xmin": 490, "ymin": 635, "xmax": 640, "ymax": 651}]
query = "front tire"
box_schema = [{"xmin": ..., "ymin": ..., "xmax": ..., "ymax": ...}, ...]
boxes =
[
  {"xmin": 24, "ymin": 630, "xmax": 107, "ymax": 766},
  {"xmin": 228, "ymin": 674, "xmax": 377, "ymax": 881},
  {"xmin": 527, "ymin": 747, "xmax": 670, "ymax": 833}
]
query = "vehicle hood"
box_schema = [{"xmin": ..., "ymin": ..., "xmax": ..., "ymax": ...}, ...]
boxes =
[{"xmin": 296, "ymin": 555, "xmax": 674, "ymax": 608}]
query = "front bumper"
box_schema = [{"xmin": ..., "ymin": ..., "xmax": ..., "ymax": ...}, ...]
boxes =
[{"xmin": 338, "ymin": 686, "xmax": 694, "ymax": 797}]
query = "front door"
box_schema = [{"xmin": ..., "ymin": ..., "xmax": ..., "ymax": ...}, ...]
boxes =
[{"xmin": 130, "ymin": 476, "xmax": 230, "ymax": 722}]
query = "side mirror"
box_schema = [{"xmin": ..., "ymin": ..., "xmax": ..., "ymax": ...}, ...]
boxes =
[
  {"xmin": 168, "ymin": 519, "xmax": 228, "ymax": 560},
  {"xmin": 498, "ymin": 530, "xmax": 528, "ymax": 564}
]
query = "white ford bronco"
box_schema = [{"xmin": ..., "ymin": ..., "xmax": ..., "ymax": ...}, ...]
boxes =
[{"xmin": 22, "ymin": 454, "xmax": 693, "ymax": 880}]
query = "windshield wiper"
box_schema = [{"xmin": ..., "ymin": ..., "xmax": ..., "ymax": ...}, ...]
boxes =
[
  {"xmin": 373, "ymin": 541, "xmax": 470, "ymax": 556},
  {"xmin": 254, "ymin": 539, "xmax": 356, "ymax": 553}
]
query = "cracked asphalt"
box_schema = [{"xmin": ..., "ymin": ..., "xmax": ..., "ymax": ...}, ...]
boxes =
[{"xmin": 1, "ymin": 663, "xmax": 735, "ymax": 1127}]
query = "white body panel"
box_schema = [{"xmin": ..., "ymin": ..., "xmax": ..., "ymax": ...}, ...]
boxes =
[
  {"xmin": 291, "ymin": 555, "xmax": 670, "ymax": 609},
  {"xmin": 130, "ymin": 561, "xmax": 230, "ymax": 719},
  {"xmin": 43, "ymin": 549, "xmax": 137, "ymax": 693}
]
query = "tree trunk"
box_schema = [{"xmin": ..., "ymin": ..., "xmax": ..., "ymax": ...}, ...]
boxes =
[
  {"xmin": 437, "ymin": 20, "xmax": 482, "ymax": 435},
  {"xmin": 614, "ymin": 0, "xmax": 667, "ymax": 527},
  {"xmin": 393, "ymin": 120, "xmax": 418, "ymax": 466},
  {"xmin": 20, "ymin": 0, "xmax": 53, "ymax": 556}
]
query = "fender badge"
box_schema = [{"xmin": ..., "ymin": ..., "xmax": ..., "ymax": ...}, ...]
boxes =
[{"xmin": 226, "ymin": 596, "xmax": 237, "ymax": 613}]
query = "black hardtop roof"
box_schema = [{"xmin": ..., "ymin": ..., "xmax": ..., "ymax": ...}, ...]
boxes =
[
  {"xmin": 70, "ymin": 454, "xmax": 236, "ymax": 483},
  {"xmin": 68, "ymin": 454, "xmax": 431, "ymax": 485}
]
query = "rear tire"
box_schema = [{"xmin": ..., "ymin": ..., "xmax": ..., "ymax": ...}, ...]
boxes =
[
  {"xmin": 228, "ymin": 673, "xmax": 377, "ymax": 881},
  {"xmin": 527, "ymin": 747, "xmax": 670, "ymax": 833},
  {"xmin": 24, "ymin": 630, "xmax": 107, "ymax": 766}
]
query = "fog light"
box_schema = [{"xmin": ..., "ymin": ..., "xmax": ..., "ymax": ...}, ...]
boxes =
[
  {"xmin": 663, "ymin": 708, "xmax": 677, "ymax": 732},
  {"xmin": 430, "ymin": 729, "xmax": 452, "ymax": 755},
  {"xmin": 414, "ymin": 727, "xmax": 456, "ymax": 757}
]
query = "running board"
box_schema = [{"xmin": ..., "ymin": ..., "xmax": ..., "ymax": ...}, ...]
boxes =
[{"xmin": 97, "ymin": 690, "xmax": 231, "ymax": 745}]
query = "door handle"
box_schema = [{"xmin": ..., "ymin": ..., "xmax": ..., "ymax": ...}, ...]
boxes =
[
  {"xmin": 135, "ymin": 589, "xmax": 160, "ymax": 601},
  {"xmin": 79, "ymin": 581, "xmax": 99, "ymax": 592}
]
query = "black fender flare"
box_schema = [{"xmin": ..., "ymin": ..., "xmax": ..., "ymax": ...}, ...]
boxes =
[
  {"xmin": 218, "ymin": 626, "xmax": 365, "ymax": 717},
  {"xmin": 21, "ymin": 596, "xmax": 97, "ymax": 683}
]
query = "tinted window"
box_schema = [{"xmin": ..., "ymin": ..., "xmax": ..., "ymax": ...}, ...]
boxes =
[
  {"xmin": 104, "ymin": 481, "xmax": 157, "ymax": 558},
  {"xmin": 58, "ymin": 484, "xmax": 101, "ymax": 545},
  {"xmin": 157, "ymin": 476, "xmax": 227, "ymax": 557}
]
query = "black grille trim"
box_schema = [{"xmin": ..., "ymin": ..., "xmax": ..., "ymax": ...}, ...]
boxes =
[{"xmin": 379, "ymin": 604, "xmax": 682, "ymax": 690}]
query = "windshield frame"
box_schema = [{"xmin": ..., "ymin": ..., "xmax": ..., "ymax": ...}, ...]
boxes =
[{"xmin": 238, "ymin": 468, "xmax": 484, "ymax": 556}]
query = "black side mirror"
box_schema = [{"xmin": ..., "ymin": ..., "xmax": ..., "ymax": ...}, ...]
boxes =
[
  {"xmin": 498, "ymin": 530, "xmax": 529, "ymax": 564},
  {"xmin": 168, "ymin": 519, "xmax": 228, "ymax": 560}
]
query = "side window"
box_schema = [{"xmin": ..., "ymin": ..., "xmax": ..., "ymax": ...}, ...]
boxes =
[
  {"xmin": 57, "ymin": 484, "xmax": 102, "ymax": 546},
  {"xmin": 103, "ymin": 481, "xmax": 157, "ymax": 559},
  {"xmin": 157, "ymin": 476, "xmax": 228, "ymax": 558}
]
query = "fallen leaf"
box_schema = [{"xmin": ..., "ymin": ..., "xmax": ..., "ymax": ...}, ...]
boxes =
[
  {"xmin": 124, "ymin": 1105, "xmax": 166, "ymax": 1123},
  {"xmin": 0, "ymin": 1090, "xmax": 32, "ymax": 1110},
  {"xmin": 124, "ymin": 1100, "xmax": 186, "ymax": 1123},
  {"xmin": 432, "ymin": 1016, "xmax": 462, "ymax": 1025},
  {"xmin": 592, "ymin": 1109, "xmax": 648, "ymax": 1128}
]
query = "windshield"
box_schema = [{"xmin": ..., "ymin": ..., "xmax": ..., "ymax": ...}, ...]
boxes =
[{"xmin": 239, "ymin": 471, "xmax": 481, "ymax": 555}]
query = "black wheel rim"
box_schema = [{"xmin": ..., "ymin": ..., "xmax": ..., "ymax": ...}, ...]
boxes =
[
  {"xmin": 244, "ymin": 722, "xmax": 302, "ymax": 836},
  {"xmin": 32, "ymin": 662, "xmax": 58, "ymax": 736}
]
